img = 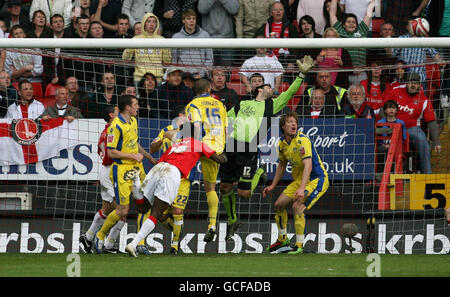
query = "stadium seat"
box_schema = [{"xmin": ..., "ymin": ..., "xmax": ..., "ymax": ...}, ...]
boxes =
[
  {"xmin": 230, "ymin": 70, "xmax": 241, "ymax": 82},
  {"xmin": 44, "ymin": 83, "xmax": 59, "ymax": 98},
  {"xmin": 372, "ymin": 18, "xmax": 384, "ymax": 38},
  {"xmin": 40, "ymin": 97, "xmax": 56, "ymax": 108},
  {"xmin": 228, "ymin": 82, "xmax": 246, "ymax": 96}
]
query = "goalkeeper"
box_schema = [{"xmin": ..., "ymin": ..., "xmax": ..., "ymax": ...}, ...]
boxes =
[{"xmin": 219, "ymin": 55, "xmax": 315, "ymax": 241}]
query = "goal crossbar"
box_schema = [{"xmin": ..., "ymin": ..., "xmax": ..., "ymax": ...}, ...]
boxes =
[{"xmin": 1, "ymin": 37, "xmax": 450, "ymax": 49}]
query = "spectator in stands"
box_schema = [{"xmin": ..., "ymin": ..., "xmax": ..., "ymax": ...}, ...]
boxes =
[
  {"xmin": 89, "ymin": 19, "xmax": 104, "ymax": 38},
  {"xmin": 42, "ymin": 14, "xmax": 72, "ymax": 88},
  {"xmin": 133, "ymin": 22, "xmax": 142, "ymax": 36},
  {"xmin": 65, "ymin": 76, "xmax": 89, "ymax": 117},
  {"xmin": 182, "ymin": 72, "xmax": 195, "ymax": 89},
  {"xmin": 3, "ymin": 0, "xmax": 31, "ymax": 32},
  {"xmin": 73, "ymin": 14, "xmax": 90, "ymax": 38},
  {"xmin": 86, "ymin": 71, "xmax": 119, "ymax": 118},
  {"xmin": 0, "ymin": 71, "xmax": 18, "ymax": 118},
  {"xmin": 376, "ymin": 99, "xmax": 407, "ymax": 159},
  {"xmin": 41, "ymin": 86, "xmax": 83, "ymax": 122},
  {"xmin": 315, "ymin": 27, "xmax": 352, "ymax": 89},
  {"xmin": 161, "ymin": 0, "xmax": 198, "ymax": 38},
  {"xmin": 6, "ymin": 79, "xmax": 44, "ymax": 119},
  {"xmin": 210, "ymin": 67, "xmax": 240, "ymax": 111},
  {"xmin": 323, "ymin": 0, "xmax": 343, "ymax": 30},
  {"xmin": 234, "ymin": 0, "xmax": 273, "ymax": 39},
  {"xmin": 367, "ymin": 22, "xmax": 397, "ymax": 62},
  {"xmin": 122, "ymin": 13, "xmax": 172, "ymax": 84},
  {"xmin": 137, "ymin": 72, "xmax": 159, "ymax": 118},
  {"xmin": 380, "ymin": 21, "xmax": 395, "ymax": 38},
  {"xmin": 386, "ymin": 72, "xmax": 441, "ymax": 174},
  {"xmin": 340, "ymin": 0, "xmax": 372, "ymax": 33},
  {"xmin": 121, "ymin": 0, "xmax": 164, "ymax": 28},
  {"xmin": 155, "ymin": 66, "xmax": 194, "ymax": 119},
  {"xmin": 389, "ymin": 60, "xmax": 407, "ymax": 89},
  {"xmin": 360, "ymin": 60, "xmax": 391, "ymax": 111},
  {"xmin": 121, "ymin": 83, "xmax": 137, "ymax": 97},
  {"xmin": 89, "ymin": 0, "xmax": 122, "ymax": 38},
  {"xmin": 5, "ymin": 25, "xmax": 43, "ymax": 83},
  {"xmin": 297, "ymin": 0, "xmax": 327, "ymax": 35},
  {"xmin": 79, "ymin": 0, "xmax": 91, "ymax": 17},
  {"xmin": 113, "ymin": 14, "xmax": 133, "ymax": 38},
  {"xmin": 329, "ymin": 0, "xmax": 376, "ymax": 85},
  {"xmin": 240, "ymin": 72, "xmax": 265, "ymax": 101},
  {"xmin": 296, "ymin": 71, "xmax": 348, "ymax": 115},
  {"xmin": 27, "ymin": 9, "xmax": 52, "ymax": 38},
  {"xmin": 29, "ymin": 0, "xmax": 72, "ymax": 29},
  {"xmin": 342, "ymin": 84, "xmax": 375, "ymax": 119},
  {"xmin": 392, "ymin": 17, "xmax": 444, "ymax": 93},
  {"xmin": 298, "ymin": 14, "xmax": 322, "ymax": 39},
  {"xmin": 254, "ymin": 2, "xmax": 299, "ymax": 63},
  {"xmin": 239, "ymin": 43, "xmax": 285, "ymax": 94},
  {"xmin": 301, "ymin": 87, "xmax": 343, "ymax": 118},
  {"xmin": 198, "ymin": 0, "xmax": 239, "ymax": 66},
  {"xmin": 171, "ymin": 8, "xmax": 213, "ymax": 79}
]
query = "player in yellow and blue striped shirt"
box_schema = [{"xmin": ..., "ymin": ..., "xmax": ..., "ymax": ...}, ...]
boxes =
[
  {"xmin": 263, "ymin": 111, "xmax": 329, "ymax": 254},
  {"xmin": 185, "ymin": 79, "xmax": 228, "ymax": 242}
]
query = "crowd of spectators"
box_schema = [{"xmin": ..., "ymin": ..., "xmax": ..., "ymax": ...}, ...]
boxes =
[{"xmin": 0, "ymin": 0, "xmax": 448, "ymax": 174}]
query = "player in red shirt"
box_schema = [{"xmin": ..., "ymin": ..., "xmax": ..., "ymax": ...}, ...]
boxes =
[
  {"xmin": 79, "ymin": 105, "xmax": 119, "ymax": 253},
  {"xmin": 125, "ymin": 122, "xmax": 227, "ymax": 257},
  {"xmin": 384, "ymin": 72, "xmax": 441, "ymax": 174}
]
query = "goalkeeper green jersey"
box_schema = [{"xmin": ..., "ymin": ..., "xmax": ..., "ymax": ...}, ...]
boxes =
[{"xmin": 227, "ymin": 76, "xmax": 304, "ymax": 150}]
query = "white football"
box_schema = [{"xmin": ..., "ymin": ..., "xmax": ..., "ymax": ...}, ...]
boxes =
[{"xmin": 411, "ymin": 17, "xmax": 430, "ymax": 37}]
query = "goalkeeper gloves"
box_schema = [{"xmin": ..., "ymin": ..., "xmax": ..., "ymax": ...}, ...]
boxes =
[{"xmin": 296, "ymin": 55, "xmax": 315, "ymax": 78}]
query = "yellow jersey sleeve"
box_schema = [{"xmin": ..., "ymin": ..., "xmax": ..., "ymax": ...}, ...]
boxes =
[
  {"xmin": 298, "ymin": 135, "xmax": 313, "ymax": 160},
  {"xmin": 106, "ymin": 122, "xmax": 122, "ymax": 151}
]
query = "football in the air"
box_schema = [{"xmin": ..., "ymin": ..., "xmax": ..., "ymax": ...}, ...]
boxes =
[{"xmin": 410, "ymin": 17, "xmax": 430, "ymax": 37}]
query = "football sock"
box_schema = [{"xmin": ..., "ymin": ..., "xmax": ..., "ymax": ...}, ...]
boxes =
[
  {"xmin": 131, "ymin": 215, "xmax": 157, "ymax": 247},
  {"xmin": 86, "ymin": 209, "xmax": 106, "ymax": 241},
  {"xmin": 222, "ymin": 190, "xmax": 237, "ymax": 225},
  {"xmin": 250, "ymin": 167, "xmax": 265, "ymax": 194},
  {"xmin": 97, "ymin": 210, "xmax": 120, "ymax": 241},
  {"xmin": 294, "ymin": 214, "xmax": 306, "ymax": 248},
  {"xmin": 206, "ymin": 191, "xmax": 219, "ymax": 229},
  {"xmin": 275, "ymin": 209, "xmax": 288, "ymax": 241},
  {"xmin": 171, "ymin": 214, "xmax": 184, "ymax": 249},
  {"xmin": 160, "ymin": 216, "xmax": 174, "ymax": 231},
  {"xmin": 137, "ymin": 210, "xmax": 151, "ymax": 246},
  {"xmin": 104, "ymin": 218, "xmax": 125, "ymax": 249}
]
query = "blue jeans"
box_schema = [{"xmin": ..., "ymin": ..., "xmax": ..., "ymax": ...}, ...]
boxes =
[{"xmin": 407, "ymin": 126, "xmax": 432, "ymax": 174}]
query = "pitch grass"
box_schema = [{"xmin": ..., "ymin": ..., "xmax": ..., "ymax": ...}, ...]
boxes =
[{"xmin": 0, "ymin": 253, "xmax": 449, "ymax": 277}]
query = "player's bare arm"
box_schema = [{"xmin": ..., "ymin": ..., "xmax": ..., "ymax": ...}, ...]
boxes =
[
  {"xmin": 263, "ymin": 159, "xmax": 287, "ymax": 198},
  {"xmin": 139, "ymin": 143, "xmax": 157, "ymax": 165},
  {"xmin": 293, "ymin": 158, "xmax": 313, "ymax": 204},
  {"xmin": 210, "ymin": 152, "xmax": 227, "ymax": 164},
  {"xmin": 107, "ymin": 148, "xmax": 144, "ymax": 163}
]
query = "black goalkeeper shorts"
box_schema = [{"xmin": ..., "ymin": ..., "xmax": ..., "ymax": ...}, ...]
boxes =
[{"xmin": 219, "ymin": 151, "xmax": 258, "ymax": 190}]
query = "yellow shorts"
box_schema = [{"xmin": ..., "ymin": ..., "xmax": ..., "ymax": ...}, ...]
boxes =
[
  {"xmin": 200, "ymin": 156, "xmax": 219, "ymax": 184},
  {"xmin": 110, "ymin": 163, "xmax": 145, "ymax": 206},
  {"xmin": 282, "ymin": 175, "xmax": 329, "ymax": 210},
  {"xmin": 171, "ymin": 178, "xmax": 191, "ymax": 210}
]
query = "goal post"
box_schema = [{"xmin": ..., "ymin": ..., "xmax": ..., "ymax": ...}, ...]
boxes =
[{"xmin": 0, "ymin": 37, "xmax": 449, "ymax": 254}]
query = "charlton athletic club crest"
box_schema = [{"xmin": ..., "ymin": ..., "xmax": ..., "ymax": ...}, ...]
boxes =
[{"xmin": 10, "ymin": 118, "xmax": 42, "ymax": 145}]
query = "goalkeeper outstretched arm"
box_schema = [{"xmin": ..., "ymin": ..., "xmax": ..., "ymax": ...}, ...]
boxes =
[{"xmin": 272, "ymin": 55, "xmax": 315, "ymax": 114}]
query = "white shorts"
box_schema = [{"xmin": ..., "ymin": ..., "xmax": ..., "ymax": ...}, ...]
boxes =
[
  {"xmin": 141, "ymin": 162, "xmax": 181, "ymax": 206},
  {"xmin": 99, "ymin": 164, "xmax": 114, "ymax": 203}
]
